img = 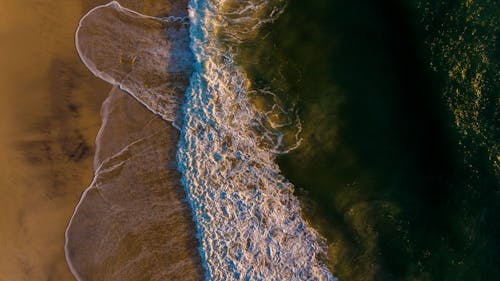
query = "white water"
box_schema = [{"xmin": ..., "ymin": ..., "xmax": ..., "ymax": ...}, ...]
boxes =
[
  {"xmin": 176, "ymin": 0, "xmax": 336, "ymax": 279},
  {"xmin": 69, "ymin": 1, "xmax": 337, "ymax": 280}
]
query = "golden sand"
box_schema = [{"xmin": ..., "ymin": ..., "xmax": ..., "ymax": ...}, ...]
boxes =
[{"xmin": 0, "ymin": 1, "xmax": 201, "ymax": 280}]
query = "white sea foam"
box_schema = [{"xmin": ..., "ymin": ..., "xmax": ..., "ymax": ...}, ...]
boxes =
[
  {"xmin": 71, "ymin": 1, "xmax": 336, "ymax": 280},
  {"xmin": 177, "ymin": 0, "xmax": 336, "ymax": 279}
]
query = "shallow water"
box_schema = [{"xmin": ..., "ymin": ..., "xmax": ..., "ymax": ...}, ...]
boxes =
[
  {"xmin": 69, "ymin": 0, "xmax": 337, "ymax": 279},
  {"xmin": 65, "ymin": 87, "xmax": 203, "ymax": 280},
  {"xmin": 65, "ymin": 1, "xmax": 204, "ymax": 280},
  {"xmin": 176, "ymin": 0, "xmax": 334, "ymax": 279}
]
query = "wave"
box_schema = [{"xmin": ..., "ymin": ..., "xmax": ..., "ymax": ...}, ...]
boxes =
[
  {"xmin": 68, "ymin": 1, "xmax": 337, "ymax": 280},
  {"xmin": 176, "ymin": 0, "xmax": 336, "ymax": 279}
]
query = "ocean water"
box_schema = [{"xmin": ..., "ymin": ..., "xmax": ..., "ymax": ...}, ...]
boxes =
[
  {"xmin": 176, "ymin": 0, "xmax": 335, "ymax": 280},
  {"xmin": 67, "ymin": 0, "xmax": 498, "ymax": 280},
  {"xmin": 69, "ymin": 0, "xmax": 335, "ymax": 280},
  {"xmin": 238, "ymin": 0, "xmax": 499, "ymax": 280}
]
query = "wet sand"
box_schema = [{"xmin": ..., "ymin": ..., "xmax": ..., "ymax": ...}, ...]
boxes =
[{"xmin": 0, "ymin": 1, "xmax": 201, "ymax": 280}]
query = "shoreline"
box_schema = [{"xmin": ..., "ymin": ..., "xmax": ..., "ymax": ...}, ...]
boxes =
[
  {"xmin": 65, "ymin": 87, "xmax": 203, "ymax": 280},
  {"xmin": 65, "ymin": 0, "xmax": 204, "ymax": 280},
  {"xmin": 0, "ymin": 1, "xmax": 201, "ymax": 280}
]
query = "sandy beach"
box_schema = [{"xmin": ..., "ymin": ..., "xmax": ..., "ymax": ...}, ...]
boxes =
[
  {"xmin": 65, "ymin": 87, "xmax": 202, "ymax": 281},
  {"xmin": 0, "ymin": 1, "xmax": 200, "ymax": 280}
]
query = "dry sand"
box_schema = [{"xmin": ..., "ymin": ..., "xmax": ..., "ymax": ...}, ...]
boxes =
[{"xmin": 0, "ymin": 1, "xmax": 200, "ymax": 280}]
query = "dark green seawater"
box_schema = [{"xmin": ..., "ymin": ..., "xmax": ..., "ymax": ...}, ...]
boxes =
[{"xmin": 239, "ymin": 0, "xmax": 499, "ymax": 280}]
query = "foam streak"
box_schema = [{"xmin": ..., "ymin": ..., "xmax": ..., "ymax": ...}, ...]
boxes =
[{"xmin": 176, "ymin": 0, "xmax": 336, "ymax": 279}]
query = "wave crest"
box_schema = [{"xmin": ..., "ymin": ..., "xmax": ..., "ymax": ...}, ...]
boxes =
[{"xmin": 177, "ymin": 0, "xmax": 336, "ymax": 279}]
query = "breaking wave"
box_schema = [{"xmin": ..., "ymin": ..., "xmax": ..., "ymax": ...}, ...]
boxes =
[
  {"xmin": 176, "ymin": 0, "xmax": 335, "ymax": 279},
  {"xmin": 67, "ymin": 0, "xmax": 336, "ymax": 280}
]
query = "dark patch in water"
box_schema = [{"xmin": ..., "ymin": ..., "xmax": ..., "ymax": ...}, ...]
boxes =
[{"xmin": 239, "ymin": 0, "xmax": 499, "ymax": 280}]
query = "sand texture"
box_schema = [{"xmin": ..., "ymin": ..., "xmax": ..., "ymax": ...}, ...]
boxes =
[{"xmin": 0, "ymin": 0, "xmax": 200, "ymax": 280}]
